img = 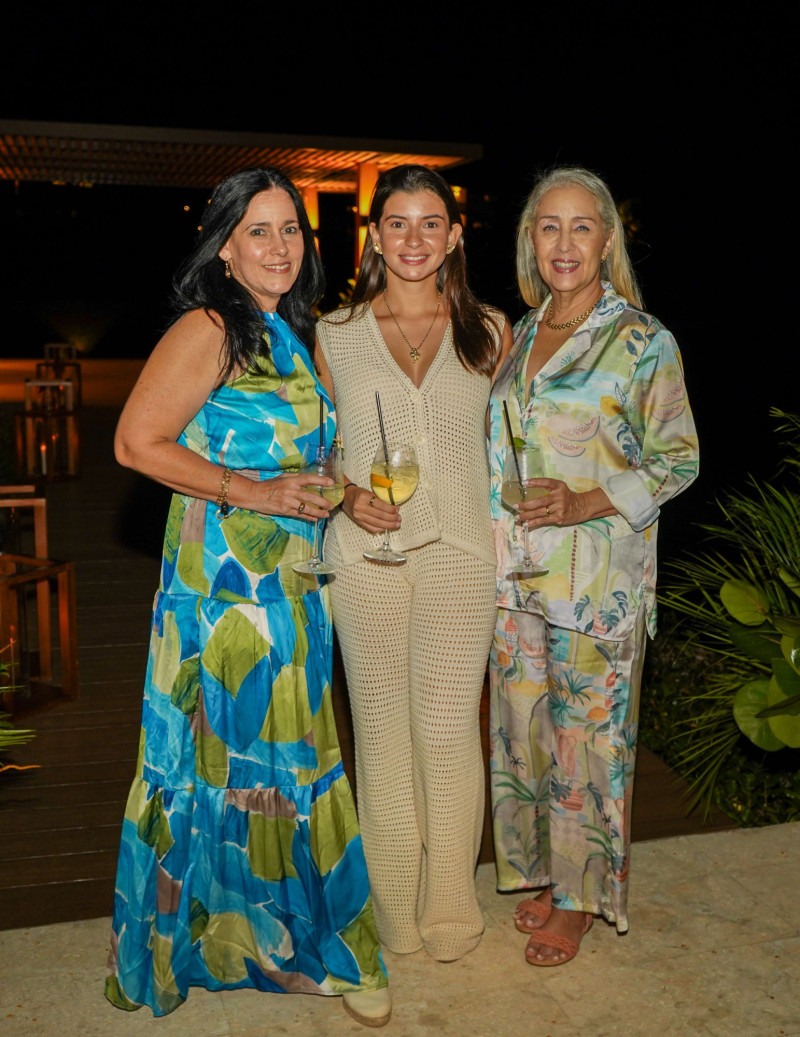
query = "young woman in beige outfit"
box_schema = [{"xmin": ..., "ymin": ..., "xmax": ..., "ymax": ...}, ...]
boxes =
[{"xmin": 315, "ymin": 165, "xmax": 512, "ymax": 962}]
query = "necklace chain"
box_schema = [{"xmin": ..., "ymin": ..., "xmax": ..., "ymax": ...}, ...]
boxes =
[
  {"xmin": 545, "ymin": 297, "xmax": 600, "ymax": 331},
  {"xmin": 383, "ymin": 290, "xmax": 441, "ymax": 363}
]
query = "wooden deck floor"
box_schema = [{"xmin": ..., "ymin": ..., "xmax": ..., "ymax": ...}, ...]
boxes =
[{"xmin": 0, "ymin": 375, "xmax": 733, "ymax": 932}]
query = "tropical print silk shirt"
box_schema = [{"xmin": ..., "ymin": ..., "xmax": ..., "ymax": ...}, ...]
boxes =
[{"xmin": 488, "ymin": 284, "xmax": 699, "ymax": 641}]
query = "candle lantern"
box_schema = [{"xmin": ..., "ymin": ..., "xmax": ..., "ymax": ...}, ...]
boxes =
[
  {"xmin": 0, "ymin": 554, "xmax": 78, "ymax": 716},
  {"xmin": 15, "ymin": 379, "xmax": 80, "ymax": 480}
]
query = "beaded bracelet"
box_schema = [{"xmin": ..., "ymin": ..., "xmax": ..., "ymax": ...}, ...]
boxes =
[{"xmin": 215, "ymin": 467, "xmax": 233, "ymax": 518}]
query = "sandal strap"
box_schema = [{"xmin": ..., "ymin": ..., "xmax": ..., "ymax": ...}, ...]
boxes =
[
  {"xmin": 515, "ymin": 898, "xmax": 551, "ymax": 922},
  {"xmin": 526, "ymin": 930, "xmax": 579, "ymax": 958}
]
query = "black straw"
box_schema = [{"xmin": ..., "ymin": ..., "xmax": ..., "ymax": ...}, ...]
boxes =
[
  {"xmin": 502, "ymin": 400, "xmax": 525, "ymax": 496},
  {"xmin": 375, "ymin": 391, "xmax": 396, "ymax": 505}
]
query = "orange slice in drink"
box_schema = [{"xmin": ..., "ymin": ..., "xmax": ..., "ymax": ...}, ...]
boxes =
[{"xmin": 371, "ymin": 473, "xmax": 393, "ymax": 488}]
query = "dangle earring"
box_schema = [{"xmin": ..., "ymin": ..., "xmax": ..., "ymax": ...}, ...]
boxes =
[
  {"xmin": 373, "ymin": 242, "xmax": 382, "ymax": 255},
  {"xmin": 224, "ymin": 259, "xmax": 232, "ymax": 279}
]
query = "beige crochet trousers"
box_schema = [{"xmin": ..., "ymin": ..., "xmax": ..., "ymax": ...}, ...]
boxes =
[{"xmin": 327, "ymin": 539, "xmax": 496, "ymax": 961}]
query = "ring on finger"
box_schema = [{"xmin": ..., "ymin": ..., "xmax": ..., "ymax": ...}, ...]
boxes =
[
  {"xmin": 298, "ymin": 502, "xmax": 306, "ymax": 514},
  {"xmin": 369, "ymin": 495, "xmax": 375, "ymax": 506},
  {"xmin": 545, "ymin": 506, "xmax": 551, "ymax": 517}
]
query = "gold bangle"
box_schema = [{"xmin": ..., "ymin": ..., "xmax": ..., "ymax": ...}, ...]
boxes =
[{"xmin": 215, "ymin": 467, "xmax": 233, "ymax": 518}]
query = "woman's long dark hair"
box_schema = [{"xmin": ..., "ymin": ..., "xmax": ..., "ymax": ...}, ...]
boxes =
[
  {"xmin": 171, "ymin": 167, "xmax": 325, "ymax": 383},
  {"xmin": 336, "ymin": 165, "xmax": 501, "ymax": 377}
]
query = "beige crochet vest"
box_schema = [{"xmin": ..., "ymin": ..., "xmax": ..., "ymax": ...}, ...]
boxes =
[{"xmin": 317, "ymin": 304, "xmax": 496, "ymax": 567}]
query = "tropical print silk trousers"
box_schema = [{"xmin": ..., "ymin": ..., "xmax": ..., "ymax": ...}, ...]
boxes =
[{"xmin": 489, "ymin": 606, "xmax": 647, "ymax": 933}]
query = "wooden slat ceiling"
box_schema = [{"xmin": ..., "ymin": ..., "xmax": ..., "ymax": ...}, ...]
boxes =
[{"xmin": 0, "ymin": 120, "xmax": 482, "ymax": 191}]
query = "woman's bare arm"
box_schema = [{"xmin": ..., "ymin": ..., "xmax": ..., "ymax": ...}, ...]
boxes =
[{"xmin": 115, "ymin": 311, "xmax": 331, "ymax": 519}]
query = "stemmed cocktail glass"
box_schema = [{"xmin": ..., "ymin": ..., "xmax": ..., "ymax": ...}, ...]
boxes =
[
  {"xmin": 292, "ymin": 440, "xmax": 344, "ymax": 575},
  {"xmin": 502, "ymin": 443, "xmax": 549, "ymax": 576},
  {"xmin": 362, "ymin": 443, "xmax": 419, "ymax": 565}
]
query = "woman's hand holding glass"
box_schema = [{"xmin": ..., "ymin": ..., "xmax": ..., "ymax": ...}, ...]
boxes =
[
  {"xmin": 516, "ymin": 480, "xmax": 612, "ymax": 529},
  {"xmin": 251, "ymin": 469, "xmax": 334, "ymax": 520},
  {"xmin": 502, "ymin": 443, "xmax": 549, "ymax": 575},
  {"xmin": 342, "ymin": 482, "xmax": 402, "ymax": 536}
]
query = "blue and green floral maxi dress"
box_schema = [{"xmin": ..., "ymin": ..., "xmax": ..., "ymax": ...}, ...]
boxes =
[{"xmin": 105, "ymin": 312, "xmax": 387, "ymax": 1016}]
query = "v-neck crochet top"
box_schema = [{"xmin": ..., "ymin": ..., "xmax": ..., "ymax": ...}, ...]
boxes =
[{"xmin": 317, "ymin": 303, "xmax": 498, "ymax": 568}]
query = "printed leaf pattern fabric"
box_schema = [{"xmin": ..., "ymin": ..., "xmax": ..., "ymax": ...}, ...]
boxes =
[
  {"xmin": 489, "ymin": 608, "xmax": 645, "ymax": 931},
  {"xmin": 488, "ymin": 284, "xmax": 699, "ymax": 640},
  {"xmin": 105, "ymin": 313, "xmax": 387, "ymax": 1016},
  {"xmin": 487, "ymin": 287, "xmax": 698, "ymax": 932}
]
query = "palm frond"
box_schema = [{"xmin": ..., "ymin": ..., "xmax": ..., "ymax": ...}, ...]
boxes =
[{"xmin": 646, "ymin": 410, "xmax": 800, "ymax": 817}]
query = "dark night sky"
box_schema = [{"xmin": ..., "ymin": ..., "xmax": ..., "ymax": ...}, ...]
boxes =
[{"xmin": 0, "ymin": 4, "xmax": 790, "ymax": 530}]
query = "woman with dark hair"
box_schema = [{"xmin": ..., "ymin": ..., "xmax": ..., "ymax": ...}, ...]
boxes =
[
  {"xmin": 105, "ymin": 167, "xmax": 391, "ymax": 1026},
  {"xmin": 489, "ymin": 166, "xmax": 698, "ymax": 966},
  {"xmin": 315, "ymin": 164, "xmax": 513, "ymax": 962}
]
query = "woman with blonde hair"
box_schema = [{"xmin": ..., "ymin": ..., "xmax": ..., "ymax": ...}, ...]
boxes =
[{"xmin": 488, "ymin": 166, "xmax": 698, "ymax": 966}]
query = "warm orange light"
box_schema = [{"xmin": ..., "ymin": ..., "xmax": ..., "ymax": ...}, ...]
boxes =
[
  {"xmin": 357, "ymin": 163, "xmax": 379, "ymax": 217},
  {"xmin": 357, "ymin": 225, "xmax": 368, "ymax": 259},
  {"xmin": 450, "ymin": 184, "xmax": 467, "ymax": 222},
  {"xmin": 300, "ymin": 188, "xmax": 319, "ymax": 231},
  {"xmin": 355, "ymin": 164, "xmax": 379, "ymax": 270}
]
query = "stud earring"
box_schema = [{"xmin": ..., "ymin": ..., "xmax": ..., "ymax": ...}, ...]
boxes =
[{"xmin": 224, "ymin": 259, "xmax": 232, "ymax": 279}]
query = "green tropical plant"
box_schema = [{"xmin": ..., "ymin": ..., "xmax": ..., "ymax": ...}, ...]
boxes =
[
  {"xmin": 655, "ymin": 409, "xmax": 800, "ymax": 813},
  {"xmin": 0, "ymin": 645, "xmax": 37, "ymax": 775}
]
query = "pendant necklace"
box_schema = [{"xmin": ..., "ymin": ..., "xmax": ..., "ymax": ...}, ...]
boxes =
[{"xmin": 383, "ymin": 290, "xmax": 441, "ymax": 363}]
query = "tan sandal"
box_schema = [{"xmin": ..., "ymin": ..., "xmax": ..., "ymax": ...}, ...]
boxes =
[
  {"xmin": 514, "ymin": 895, "xmax": 552, "ymax": 932},
  {"xmin": 525, "ymin": 914, "xmax": 593, "ymax": 967}
]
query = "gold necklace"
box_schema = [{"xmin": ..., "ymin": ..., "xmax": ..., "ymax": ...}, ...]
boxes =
[
  {"xmin": 383, "ymin": 291, "xmax": 441, "ymax": 363},
  {"xmin": 545, "ymin": 298, "xmax": 600, "ymax": 331}
]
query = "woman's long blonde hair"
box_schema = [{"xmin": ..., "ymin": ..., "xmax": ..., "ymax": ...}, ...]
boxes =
[{"xmin": 516, "ymin": 166, "xmax": 642, "ymax": 309}]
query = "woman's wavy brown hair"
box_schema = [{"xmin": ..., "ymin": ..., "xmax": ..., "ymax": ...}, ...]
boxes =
[{"xmin": 328, "ymin": 164, "xmax": 501, "ymax": 376}]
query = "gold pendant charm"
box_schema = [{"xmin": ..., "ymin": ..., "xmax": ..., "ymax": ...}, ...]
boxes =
[{"xmin": 409, "ymin": 348, "xmax": 420, "ymax": 363}]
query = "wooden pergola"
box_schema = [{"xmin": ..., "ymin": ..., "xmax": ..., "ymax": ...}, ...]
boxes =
[{"xmin": 0, "ymin": 119, "xmax": 482, "ymax": 264}]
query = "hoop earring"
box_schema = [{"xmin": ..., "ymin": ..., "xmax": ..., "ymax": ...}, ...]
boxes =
[{"xmin": 446, "ymin": 244, "xmax": 455, "ymax": 254}]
